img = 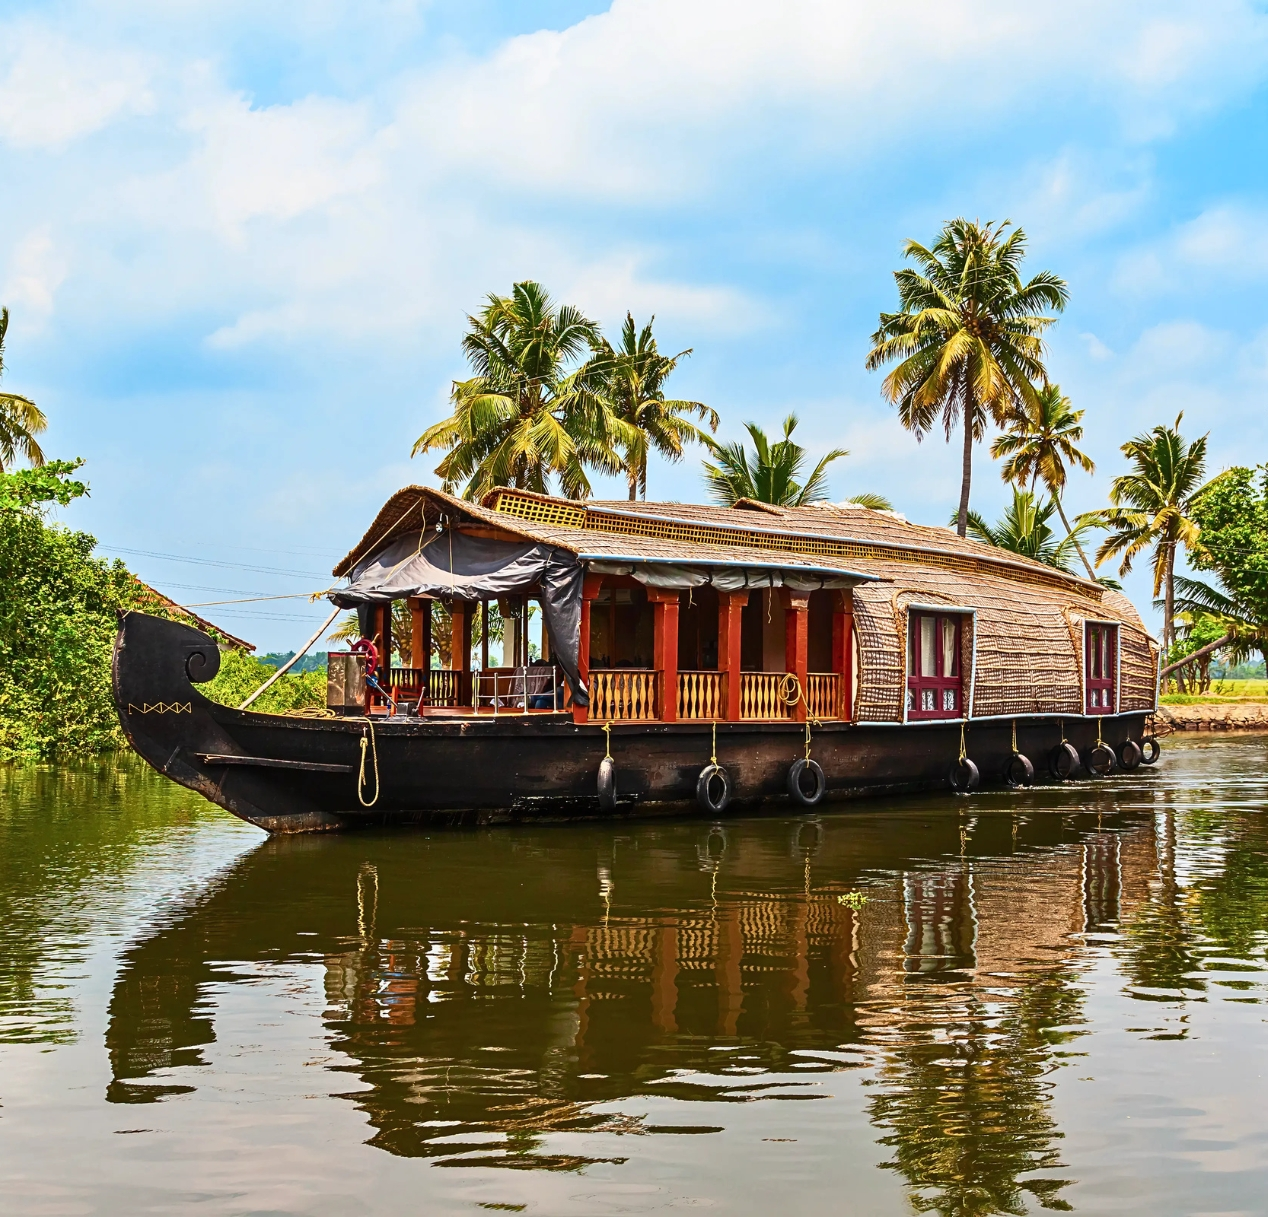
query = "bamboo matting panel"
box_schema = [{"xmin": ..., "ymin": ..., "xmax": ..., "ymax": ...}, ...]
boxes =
[{"xmin": 1119, "ymin": 628, "xmax": 1159, "ymax": 711}]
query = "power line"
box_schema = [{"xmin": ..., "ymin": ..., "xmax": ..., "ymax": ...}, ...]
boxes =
[{"xmin": 100, "ymin": 544, "xmax": 330, "ymax": 580}]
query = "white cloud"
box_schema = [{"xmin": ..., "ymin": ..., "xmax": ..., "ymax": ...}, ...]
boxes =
[
  {"xmin": 1, "ymin": 226, "xmax": 67, "ymax": 327},
  {"xmin": 0, "ymin": 28, "xmax": 152, "ymax": 148}
]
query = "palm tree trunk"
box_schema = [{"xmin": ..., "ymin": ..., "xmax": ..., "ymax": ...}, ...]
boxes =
[
  {"xmin": 956, "ymin": 402, "xmax": 973, "ymax": 538},
  {"xmin": 628, "ymin": 468, "xmax": 637, "ymax": 501},
  {"xmin": 1053, "ymin": 493, "xmax": 1097, "ymax": 581},
  {"xmin": 1164, "ymin": 540, "xmax": 1176, "ymax": 656}
]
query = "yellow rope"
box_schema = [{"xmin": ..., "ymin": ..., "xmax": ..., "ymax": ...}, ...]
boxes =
[
  {"xmin": 357, "ymin": 718, "xmax": 380, "ymax": 807},
  {"xmin": 283, "ymin": 706, "xmax": 337, "ymax": 719},
  {"xmin": 711, "ymin": 720, "xmax": 718, "ymax": 766},
  {"xmin": 1011, "ymin": 719, "xmax": 1018, "ymax": 753},
  {"xmin": 778, "ymin": 672, "xmax": 802, "ymax": 707},
  {"xmin": 803, "ymin": 716, "xmax": 822, "ymax": 760},
  {"xmin": 1096, "ymin": 717, "xmax": 1104, "ymax": 747},
  {"xmin": 958, "ymin": 721, "xmax": 967, "ymax": 763},
  {"xmin": 1059, "ymin": 718, "xmax": 1067, "ymax": 744},
  {"xmin": 603, "ymin": 721, "xmax": 613, "ymax": 762}
]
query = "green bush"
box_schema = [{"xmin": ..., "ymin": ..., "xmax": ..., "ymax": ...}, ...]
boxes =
[{"xmin": 200, "ymin": 649, "xmax": 326, "ymax": 715}]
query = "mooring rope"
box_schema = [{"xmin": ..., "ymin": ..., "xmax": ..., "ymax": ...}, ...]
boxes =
[
  {"xmin": 357, "ymin": 718, "xmax": 380, "ymax": 807},
  {"xmin": 711, "ymin": 720, "xmax": 718, "ymax": 767},
  {"xmin": 958, "ymin": 721, "xmax": 968, "ymax": 763},
  {"xmin": 778, "ymin": 672, "xmax": 802, "ymax": 707},
  {"xmin": 1011, "ymin": 719, "xmax": 1018, "ymax": 753},
  {"xmin": 603, "ymin": 721, "xmax": 613, "ymax": 762}
]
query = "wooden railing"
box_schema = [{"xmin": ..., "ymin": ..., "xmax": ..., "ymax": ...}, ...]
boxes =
[
  {"xmin": 677, "ymin": 670, "xmax": 725, "ymax": 720},
  {"xmin": 426, "ymin": 668, "xmax": 468, "ymax": 708},
  {"xmin": 740, "ymin": 671, "xmax": 795, "ymax": 720},
  {"xmin": 589, "ymin": 669, "xmax": 659, "ymax": 721},
  {"xmin": 806, "ymin": 672, "xmax": 841, "ymax": 720}
]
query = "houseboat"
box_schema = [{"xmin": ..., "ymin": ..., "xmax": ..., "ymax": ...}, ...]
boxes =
[{"xmin": 112, "ymin": 487, "xmax": 1162, "ymax": 833}]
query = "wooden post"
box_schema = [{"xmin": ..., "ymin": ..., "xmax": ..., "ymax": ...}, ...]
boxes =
[
  {"xmin": 832, "ymin": 588, "xmax": 854, "ymax": 722},
  {"xmin": 574, "ymin": 574, "xmax": 605, "ymax": 724},
  {"xmin": 785, "ymin": 590, "xmax": 810, "ymax": 723},
  {"xmin": 540, "ymin": 598, "xmax": 551, "ymax": 662},
  {"xmin": 410, "ymin": 598, "xmax": 424, "ymax": 672},
  {"xmin": 647, "ymin": 588, "xmax": 680, "ymax": 722},
  {"xmin": 717, "ymin": 590, "xmax": 748, "ymax": 721},
  {"xmin": 450, "ymin": 601, "xmax": 473, "ymax": 706},
  {"xmin": 480, "ymin": 600, "xmax": 489, "ymax": 672}
]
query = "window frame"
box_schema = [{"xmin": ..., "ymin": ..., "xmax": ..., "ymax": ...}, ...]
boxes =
[
  {"xmin": 905, "ymin": 609, "xmax": 968, "ymax": 722},
  {"xmin": 1084, "ymin": 620, "xmax": 1119, "ymax": 715}
]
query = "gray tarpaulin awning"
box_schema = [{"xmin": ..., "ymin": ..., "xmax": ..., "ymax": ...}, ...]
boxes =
[{"xmin": 329, "ymin": 529, "xmax": 589, "ymax": 704}]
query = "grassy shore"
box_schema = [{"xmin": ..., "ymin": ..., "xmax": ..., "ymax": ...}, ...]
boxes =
[{"xmin": 1161, "ymin": 678, "xmax": 1268, "ymax": 706}]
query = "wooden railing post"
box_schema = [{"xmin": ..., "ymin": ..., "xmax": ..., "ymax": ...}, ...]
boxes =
[
  {"xmin": 647, "ymin": 587, "xmax": 680, "ymax": 722},
  {"xmin": 832, "ymin": 588, "xmax": 854, "ymax": 722},
  {"xmin": 574, "ymin": 574, "xmax": 605, "ymax": 724},
  {"xmin": 784, "ymin": 591, "xmax": 810, "ymax": 723},
  {"xmin": 717, "ymin": 591, "xmax": 749, "ymax": 721}
]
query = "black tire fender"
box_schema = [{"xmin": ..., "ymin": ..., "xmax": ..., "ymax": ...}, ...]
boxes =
[
  {"xmin": 1049, "ymin": 741, "xmax": 1079, "ymax": 782},
  {"xmin": 949, "ymin": 756, "xmax": 980, "ymax": 793},
  {"xmin": 1005, "ymin": 751, "xmax": 1035, "ymax": 789},
  {"xmin": 1140, "ymin": 736, "xmax": 1161, "ymax": 765},
  {"xmin": 1118, "ymin": 739, "xmax": 1143, "ymax": 771},
  {"xmin": 787, "ymin": 758, "xmax": 826, "ymax": 807},
  {"xmin": 597, "ymin": 756, "xmax": 617, "ymax": 811},
  {"xmin": 697, "ymin": 764, "xmax": 731, "ymax": 814},
  {"xmin": 1084, "ymin": 742, "xmax": 1115, "ymax": 776}
]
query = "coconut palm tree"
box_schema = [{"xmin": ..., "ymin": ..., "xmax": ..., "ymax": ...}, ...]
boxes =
[
  {"xmin": 865, "ymin": 219, "xmax": 1068, "ymax": 537},
  {"xmin": 589, "ymin": 313, "xmax": 719, "ymax": 500},
  {"xmin": 1083, "ymin": 415, "xmax": 1214, "ymax": 652},
  {"xmin": 703, "ymin": 415, "xmax": 861, "ymax": 507},
  {"xmin": 0, "ymin": 307, "xmax": 46, "ymax": 471},
  {"xmin": 990, "ymin": 383, "xmax": 1096, "ymax": 579},
  {"xmin": 413, "ymin": 281, "xmax": 623, "ymax": 500},
  {"xmin": 959, "ymin": 488, "xmax": 1089, "ymax": 573}
]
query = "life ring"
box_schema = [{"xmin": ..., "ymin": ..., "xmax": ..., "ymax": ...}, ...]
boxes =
[
  {"xmin": 1140, "ymin": 736, "xmax": 1161, "ymax": 766},
  {"xmin": 1084, "ymin": 742, "xmax": 1115, "ymax": 777},
  {"xmin": 1004, "ymin": 752, "xmax": 1035, "ymax": 789},
  {"xmin": 597, "ymin": 756, "xmax": 617, "ymax": 811},
  {"xmin": 697, "ymin": 764, "xmax": 731, "ymax": 814},
  {"xmin": 948, "ymin": 756, "xmax": 979, "ymax": 793},
  {"xmin": 1049, "ymin": 741, "xmax": 1079, "ymax": 782},
  {"xmin": 1118, "ymin": 739, "xmax": 1143, "ymax": 771},
  {"xmin": 787, "ymin": 758, "xmax": 826, "ymax": 807}
]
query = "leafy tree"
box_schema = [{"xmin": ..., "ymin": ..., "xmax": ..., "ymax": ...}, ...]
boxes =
[
  {"xmin": 590, "ymin": 313, "xmax": 718, "ymax": 500},
  {"xmin": 0, "ymin": 307, "xmax": 46, "ymax": 472},
  {"xmin": 991, "ymin": 383, "xmax": 1096, "ymax": 579},
  {"xmin": 412, "ymin": 281, "xmax": 623, "ymax": 500},
  {"xmin": 703, "ymin": 415, "xmax": 850, "ymax": 507},
  {"xmin": 866, "ymin": 219, "xmax": 1068, "ymax": 537},
  {"xmin": 958, "ymin": 488, "xmax": 1089, "ymax": 573},
  {"xmin": 199, "ymin": 649, "xmax": 325, "ymax": 714},
  {"xmin": 1084, "ymin": 415, "xmax": 1214, "ymax": 652},
  {"xmin": 1188, "ymin": 465, "xmax": 1268, "ymax": 625}
]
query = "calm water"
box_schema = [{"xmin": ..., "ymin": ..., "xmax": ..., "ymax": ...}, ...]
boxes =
[{"xmin": 2, "ymin": 739, "xmax": 1267, "ymax": 1215}]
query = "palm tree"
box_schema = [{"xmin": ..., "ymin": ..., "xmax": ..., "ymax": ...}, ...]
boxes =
[
  {"xmin": 1083, "ymin": 415, "xmax": 1214, "ymax": 652},
  {"xmin": 866, "ymin": 219, "xmax": 1068, "ymax": 537},
  {"xmin": 959, "ymin": 488, "xmax": 1088, "ymax": 573},
  {"xmin": 0, "ymin": 307, "xmax": 46, "ymax": 471},
  {"xmin": 703, "ymin": 415, "xmax": 849, "ymax": 507},
  {"xmin": 991, "ymin": 383, "xmax": 1096, "ymax": 579},
  {"xmin": 413, "ymin": 281, "xmax": 622, "ymax": 500},
  {"xmin": 591, "ymin": 313, "xmax": 719, "ymax": 500}
]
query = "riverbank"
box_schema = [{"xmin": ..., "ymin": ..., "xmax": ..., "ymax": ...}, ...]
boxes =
[{"xmin": 1159, "ymin": 702, "xmax": 1268, "ymax": 731}]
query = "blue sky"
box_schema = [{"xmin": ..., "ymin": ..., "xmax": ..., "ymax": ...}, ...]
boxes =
[{"xmin": 4, "ymin": 0, "xmax": 1268, "ymax": 649}]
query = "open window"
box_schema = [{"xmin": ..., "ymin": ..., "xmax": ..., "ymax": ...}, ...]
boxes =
[
  {"xmin": 1085, "ymin": 622, "xmax": 1117, "ymax": 714},
  {"xmin": 906, "ymin": 611, "xmax": 965, "ymax": 720}
]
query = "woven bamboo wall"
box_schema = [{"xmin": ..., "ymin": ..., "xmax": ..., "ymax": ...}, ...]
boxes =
[{"xmin": 853, "ymin": 564, "xmax": 1156, "ymax": 722}]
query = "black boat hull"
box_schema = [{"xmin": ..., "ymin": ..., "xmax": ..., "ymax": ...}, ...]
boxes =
[{"xmin": 113, "ymin": 612, "xmax": 1154, "ymax": 834}]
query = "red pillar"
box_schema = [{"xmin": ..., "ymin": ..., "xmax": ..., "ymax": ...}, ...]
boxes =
[
  {"xmin": 717, "ymin": 590, "xmax": 749, "ymax": 721},
  {"xmin": 832, "ymin": 588, "xmax": 854, "ymax": 722},
  {"xmin": 450, "ymin": 601, "xmax": 473, "ymax": 706},
  {"xmin": 647, "ymin": 588, "xmax": 680, "ymax": 722},
  {"xmin": 784, "ymin": 591, "xmax": 810, "ymax": 723},
  {"xmin": 573, "ymin": 574, "xmax": 605, "ymax": 724}
]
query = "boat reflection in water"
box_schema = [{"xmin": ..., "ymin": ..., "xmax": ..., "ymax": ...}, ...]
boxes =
[{"xmin": 103, "ymin": 795, "xmax": 1170, "ymax": 1210}]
